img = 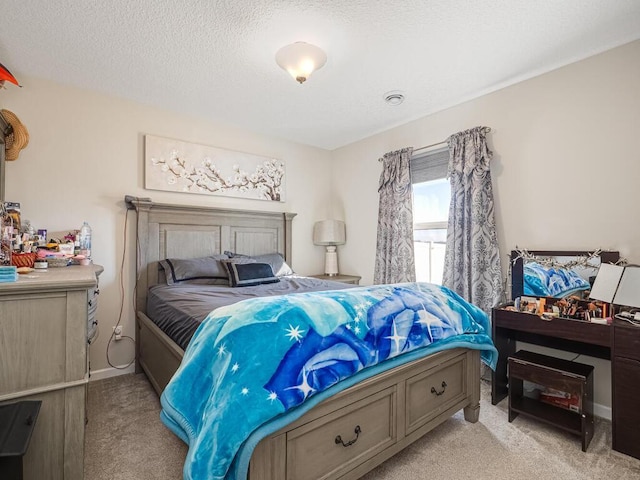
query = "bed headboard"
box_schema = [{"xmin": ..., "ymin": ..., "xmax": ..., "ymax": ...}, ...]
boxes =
[{"xmin": 125, "ymin": 196, "xmax": 296, "ymax": 314}]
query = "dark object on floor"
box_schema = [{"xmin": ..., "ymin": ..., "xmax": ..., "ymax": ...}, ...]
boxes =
[{"xmin": 0, "ymin": 400, "xmax": 42, "ymax": 480}]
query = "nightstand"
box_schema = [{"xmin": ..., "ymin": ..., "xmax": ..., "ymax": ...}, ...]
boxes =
[{"xmin": 309, "ymin": 274, "xmax": 361, "ymax": 285}]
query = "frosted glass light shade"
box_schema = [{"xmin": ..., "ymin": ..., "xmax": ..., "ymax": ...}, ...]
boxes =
[
  {"xmin": 276, "ymin": 42, "xmax": 327, "ymax": 84},
  {"xmin": 313, "ymin": 220, "xmax": 346, "ymax": 246}
]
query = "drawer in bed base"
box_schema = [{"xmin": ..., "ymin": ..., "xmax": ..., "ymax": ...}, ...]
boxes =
[
  {"xmin": 405, "ymin": 353, "xmax": 467, "ymax": 434},
  {"xmin": 286, "ymin": 386, "xmax": 397, "ymax": 480},
  {"xmin": 250, "ymin": 348, "xmax": 480, "ymax": 480}
]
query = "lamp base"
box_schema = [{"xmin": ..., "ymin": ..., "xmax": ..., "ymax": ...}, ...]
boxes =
[{"xmin": 324, "ymin": 245, "xmax": 339, "ymax": 276}]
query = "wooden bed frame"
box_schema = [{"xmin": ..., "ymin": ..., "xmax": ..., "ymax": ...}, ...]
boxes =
[{"xmin": 125, "ymin": 195, "xmax": 482, "ymax": 480}]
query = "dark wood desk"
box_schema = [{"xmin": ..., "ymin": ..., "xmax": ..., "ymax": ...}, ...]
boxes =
[
  {"xmin": 491, "ymin": 308, "xmax": 611, "ymax": 406},
  {"xmin": 492, "ymin": 307, "xmax": 640, "ymax": 460}
]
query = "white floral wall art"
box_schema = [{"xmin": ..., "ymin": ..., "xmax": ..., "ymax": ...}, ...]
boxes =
[{"xmin": 144, "ymin": 135, "xmax": 286, "ymax": 201}]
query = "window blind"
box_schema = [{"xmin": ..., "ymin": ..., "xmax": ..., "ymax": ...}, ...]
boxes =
[{"xmin": 411, "ymin": 147, "xmax": 449, "ymax": 184}]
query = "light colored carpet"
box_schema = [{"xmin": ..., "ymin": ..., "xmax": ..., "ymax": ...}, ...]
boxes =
[{"xmin": 85, "ymin": 374, "xmax": 640, "ymax": 480}]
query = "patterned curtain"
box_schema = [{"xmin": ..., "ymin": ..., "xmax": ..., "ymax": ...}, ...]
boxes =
[
  {"xmin": 374, "ymin": 147, "xmax": 416, "ymax": 284},
  {"xmin": 442, "ymin": 127, "xmax": 502, "ymax": 313}
]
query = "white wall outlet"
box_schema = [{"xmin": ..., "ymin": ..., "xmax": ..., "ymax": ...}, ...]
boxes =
[{"xmin": 113, "ymin": 325, "xmax": 123, "ymax": 341}]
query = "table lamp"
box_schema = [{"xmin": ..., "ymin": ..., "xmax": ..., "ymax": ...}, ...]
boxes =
[{"xmin": 313, "ymin": 220, "xmax": 346, "ymax": 276}]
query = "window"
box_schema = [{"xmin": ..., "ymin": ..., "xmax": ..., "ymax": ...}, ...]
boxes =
[{"xmin": 411, "ymin": 148, "xmax": 450, "ymax": 284}]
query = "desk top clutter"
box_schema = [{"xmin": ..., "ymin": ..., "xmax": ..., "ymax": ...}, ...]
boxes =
[
  {"xmin": 0, "ymin": 266, "xmax": 17, "ymax": 283},
  {"xmin": 1, "ymin": 201, "xmax": 92, "ymax": 281}
]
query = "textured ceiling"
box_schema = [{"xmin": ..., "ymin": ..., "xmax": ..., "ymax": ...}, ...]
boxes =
[{"xmin": 1, "ymin": 1, "xmax": 639, "ymax": 150}]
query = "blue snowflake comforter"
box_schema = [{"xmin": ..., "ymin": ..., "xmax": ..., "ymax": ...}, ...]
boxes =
[{"xmin": 160, "ymin": 282, "xmax": 498, "ymax": 480}]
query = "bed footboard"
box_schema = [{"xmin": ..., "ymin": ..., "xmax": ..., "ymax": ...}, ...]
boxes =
[{"xmin": 249, "ymin": 348, "xmax": 481, "ymax": 480}]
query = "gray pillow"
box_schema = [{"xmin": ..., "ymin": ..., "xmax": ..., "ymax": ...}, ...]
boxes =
[
  {"xmin": 224, "ymin": 251, "xmax": 294, "ymax": 277},
  {"xmin": 159, "ymin": 255, "xmax": 229, "ymax": 285}
]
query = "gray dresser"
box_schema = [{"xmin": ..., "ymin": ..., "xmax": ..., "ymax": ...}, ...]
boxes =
[{"xmin": 0, "ymin": 265, "xmax": 101, "ymax": 480}]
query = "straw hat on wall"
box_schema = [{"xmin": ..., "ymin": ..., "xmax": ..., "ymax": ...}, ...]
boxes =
[{"xmin": 1, "ymin": 109, "xmax": 29, "ymax": 161}]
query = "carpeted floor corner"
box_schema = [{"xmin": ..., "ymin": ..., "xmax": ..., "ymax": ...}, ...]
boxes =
[
  {"xmin": 84, "ymin": 374, "xmax": 187, "ymax": 480},
  {"xmin": 85, "ymin": 374, "xmax": 640, "ymax": 480}
]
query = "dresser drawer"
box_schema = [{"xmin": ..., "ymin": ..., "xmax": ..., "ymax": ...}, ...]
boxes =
[
  {"xmin": 614, "ymin": 322, "xmax": 640, "ymax": 362},
  {"xmin": 87, "ymin": 285, "xmax": 99, "ymax": 342},
  {"xmin": 405, "ymin": 354, "xmax": 466, "ymax": 434},
  {"xmin": 0, "ymin": 293, "xmax": 69, "ymax": 395},
  {"xmin": 286, "ymin": 386, "xmax": 396, "ymax": 480}
]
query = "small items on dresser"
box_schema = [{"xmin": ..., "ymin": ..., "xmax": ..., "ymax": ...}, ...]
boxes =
[
  {"xmin": 1, "ymin": 204, "xmax": 14, "ymax": 266},
  {"xmin": 0, "ymin": 204, "xmax": 95, "ymax": 269},
  {"xmin": 0, "ymin": 266, "xmax": 18, "ymax": 283},
  {"xmin": 10, "ymin": 252, "xmax": 36, "ymax": 268},
  {"xmin": 78, "ymin": 221, "xmax": 92, "ymax": 265}
]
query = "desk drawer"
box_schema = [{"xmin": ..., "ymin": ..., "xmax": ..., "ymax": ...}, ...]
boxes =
[
  {"xmin": 613, "ymin": 356, "xmax": 640, "ymax": 459},
  {"xmin": 614, "ymin": 323, "xmax": 640, "ymax": 362},
  {"xmin": 286, "ymin": 386, "xmax": 396, "ymax": 480}
]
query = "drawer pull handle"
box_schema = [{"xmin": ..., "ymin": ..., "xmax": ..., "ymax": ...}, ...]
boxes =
[
  {"xmin": 335, "ymin": 425, "xmax": 361, "ymax": 447},
  {"xmin": 431, "ymin": 381, "xmax": 447, "ymax": 396}
]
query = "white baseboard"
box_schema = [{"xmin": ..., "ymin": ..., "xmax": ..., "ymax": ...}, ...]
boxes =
[
  {"xmin": 594, "ymin": 402, "xmax": 612, "ymax": 421},
  {"xmin": 89, "ymin": 364, "xmax": 136, "ymax": 382}
]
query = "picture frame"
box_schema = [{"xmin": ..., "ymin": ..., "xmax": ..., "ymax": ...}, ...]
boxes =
[{"xmin": 144, "ymin": 135, "xmax": 286, "ymax": 202}]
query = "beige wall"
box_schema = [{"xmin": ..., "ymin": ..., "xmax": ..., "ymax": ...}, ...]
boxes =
[
  {"xmin": 331, "ymin": 40, "xmax": 640, "ymax": 415},
  {"xmin": 2, "ymin": 78, "xmax": 332, "ymax": 373},
  {"xmin": 3, "ymin": 40, "xmax": 637, "ymax": 412}
]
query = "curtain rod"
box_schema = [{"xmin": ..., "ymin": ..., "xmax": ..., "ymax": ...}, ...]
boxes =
[
  {"xmin": 412, "ymin": 140, "xmax": 447, "ymax": 153},
  {"xmin": 378, "ymin": 127, "xmax": 492, "ymax": 161}
]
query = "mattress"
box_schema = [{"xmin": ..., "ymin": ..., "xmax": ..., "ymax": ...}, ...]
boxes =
[{"xmin": 146, "ymin": 276, "xmax": 354, "ymax": 350}]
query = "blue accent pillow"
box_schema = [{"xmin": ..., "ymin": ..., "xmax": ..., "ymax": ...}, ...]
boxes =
[
  {"xmin": 224, "ymin": 251, "xmax": 294, "ymax": 277},
  {"xmin": 223, "ymin": 261, "xmax": 280, "ymax": 287}
]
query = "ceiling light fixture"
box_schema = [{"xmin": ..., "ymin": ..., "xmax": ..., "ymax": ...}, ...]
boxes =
[
  {"xmin": 275, "ymin": 42, "xmax": 327, "ymax": 84},
  {"xmin": 384, "ymin": 91, "xmax": 405, "ymax": 106}
]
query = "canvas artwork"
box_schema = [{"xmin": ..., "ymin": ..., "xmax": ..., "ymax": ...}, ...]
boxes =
[{"xmin": 144, "ymin": 135, "xmax": 285, "ymax": 201}]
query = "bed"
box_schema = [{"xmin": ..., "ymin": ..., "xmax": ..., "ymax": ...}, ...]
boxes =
[{"xmin": 125, "ymin": 196, "xmax": 497, "ymax": 480}]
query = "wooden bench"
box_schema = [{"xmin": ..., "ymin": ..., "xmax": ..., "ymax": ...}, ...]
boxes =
[{"xmin": 508, "ymin": 350, "xmax": 594, "ymax": 452}]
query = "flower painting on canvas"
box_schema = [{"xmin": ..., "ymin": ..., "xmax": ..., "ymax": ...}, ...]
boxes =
[{"xmin": 144, "ymin": 135, "xmax": 285, "ymax": 201}]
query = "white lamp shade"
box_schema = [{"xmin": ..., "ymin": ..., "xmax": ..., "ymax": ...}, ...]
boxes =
[
  {"xmin": 276, "ymin": 42, "xmax": 327, "ymax": 84},
  {"xmin": 313, "ymin": 220, "xmax": 346, "ymax": 246}
]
